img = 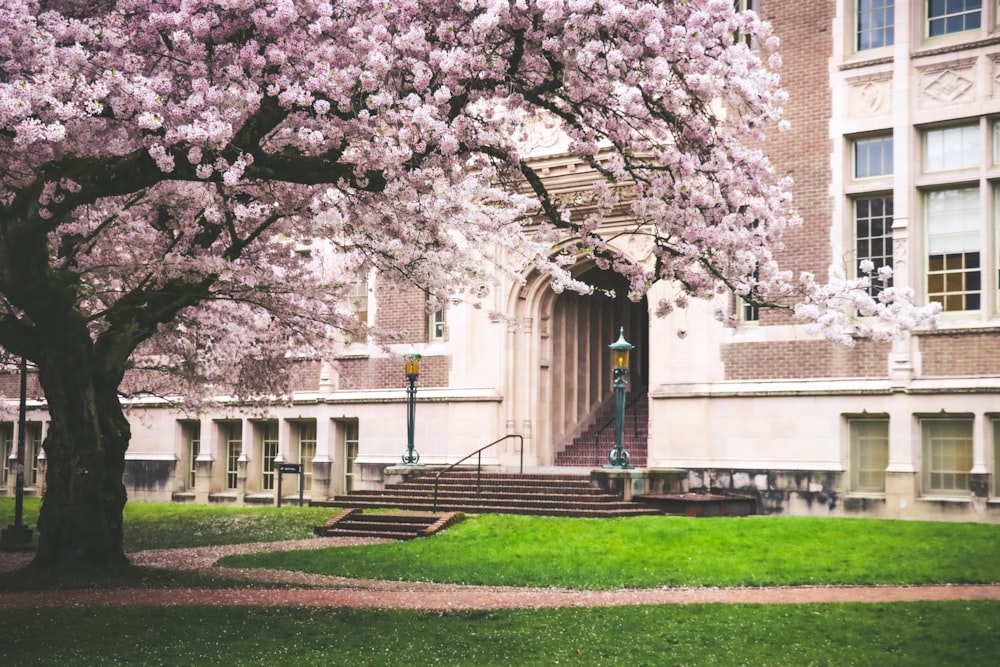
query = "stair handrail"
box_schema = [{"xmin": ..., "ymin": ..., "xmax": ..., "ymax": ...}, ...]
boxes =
[
  {"xmin": 592, "ymin": 390, "xmax": 646, "ymax": 446},
  {"xmin": 433, "ymin": 434, "xmax": 524, "ymax": 512}
]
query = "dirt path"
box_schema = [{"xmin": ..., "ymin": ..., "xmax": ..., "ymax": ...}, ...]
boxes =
[{"xmin": 3, "ymin": 537, "xmax": 999, "ymax": 610}]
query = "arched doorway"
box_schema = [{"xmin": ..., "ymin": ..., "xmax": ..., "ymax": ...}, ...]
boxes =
[{"xmin": 515, "ymin": 265, "xmax": 648, "ymax": 466}]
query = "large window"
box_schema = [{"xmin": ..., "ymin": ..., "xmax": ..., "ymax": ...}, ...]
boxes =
[
  {"xmin": 24, "ymin": 423, "xmax": 41, "ymax": 487},
  {"xmin": 849, "ymin": 418, "xmax": 889, "ymax": 493},
  {"xmin": 851, "ymin": 136, "xmax": 894, "ymax": 297},
  {"xmin": 924, "ymin": 124, "xmax": 980, "ymax": 172},
  {"xmin": 429, "ymin": 309, "xmax": 445, "ymax": 341},
  {"xmin": 926, "ymin": 188, "xmax": 981, "ymax": 311},
  {"xmin": 223, "ymin": 422, "xmax": 242, "ymax": 491},
  {"xmin": 927, "ymin": 0, "xmax": 982, "ymax": 37},
  {"xmin": 260, "ymin": 421, "xmax": 278, "ymax": 491},
  {"xmin": 296, "ymin": 421, "xmax": 317, "ymax": 494},
  {"xmin": 1, "ymin": 423, "xmax": 12, "ymax": 488},
  {"xmin": 342, "ymin": 420, "xmax": 359, "ymax": 493},
  {"xmin": 922, "ymin": 417, "xmax": 973, "ymax": 496},
  {"xmin": 856, "ymin": 196, "xmax": 894, "ymax": 296},
  {"xmin": 858, "ymin": 0, "xmax": 895, "ymax": 51},
  {"xmin": 182, "ymin": 421, "xmax": 200, "ymax": 490},
  {"xmin": 919, "ymin": 123, "xmax": 991, "ymax": 314}
]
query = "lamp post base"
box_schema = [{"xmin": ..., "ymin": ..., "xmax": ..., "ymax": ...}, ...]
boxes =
[{"xmin": 0, "ymin": 524, "xmax": 34, "ymax": 552}]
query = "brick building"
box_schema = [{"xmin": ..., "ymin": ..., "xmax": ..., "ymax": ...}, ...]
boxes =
[{"xmin": 4, "ymin": 1, "xmax": 1000, "ymax": 522}]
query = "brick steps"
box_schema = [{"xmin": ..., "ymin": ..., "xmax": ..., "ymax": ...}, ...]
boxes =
[
  {"xmin": 316, "ymin": 471, "xmax": 662, "ymax": 519},
  {"xmin": 556, "ymin": 392, "xmax": 648, "ymax": 468},
  {"xmin": 314, "ymin": 508, "xmax": 464, "ymax": 540}
]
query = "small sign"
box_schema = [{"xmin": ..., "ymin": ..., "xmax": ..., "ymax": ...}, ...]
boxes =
[{"xmin": 278, "ymin": 463, "xmax": 303, "ymax": 474}]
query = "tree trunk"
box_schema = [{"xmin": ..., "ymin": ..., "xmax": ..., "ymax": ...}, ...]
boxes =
[{"xmin": 31, "ymin": 340, "xmax": 130, "ymax": 571}]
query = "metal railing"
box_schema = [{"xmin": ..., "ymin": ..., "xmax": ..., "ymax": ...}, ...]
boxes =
[
  {"xmin": 592, "ymin": 391, "xmax": 645, "ymax": 446},
  {"xmin": 433, "ymin": 434, "xmax": 524, "ymax": 512}
]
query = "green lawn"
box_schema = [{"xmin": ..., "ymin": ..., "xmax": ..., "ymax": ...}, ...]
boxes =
[
  {"xmin": 3, "ymin": 499, "xmax": 1000, "ymax": 665},
  {"xmin": 2, "ymin": 602, "xmax": 998, "ymax": 666},
  {"xmin": 219, "ymin": 513, "xmax": 1000, "ymax": 589}
]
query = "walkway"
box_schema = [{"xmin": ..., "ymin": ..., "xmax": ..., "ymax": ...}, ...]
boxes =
[{"xmin": 2, "ymin": 537, "xmax": 999, "ymax": 610}]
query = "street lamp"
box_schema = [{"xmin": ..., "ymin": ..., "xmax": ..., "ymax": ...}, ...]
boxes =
[
  {"xmin": 606, "ymin": 327, "xmax": 634, "ymax": 469},
  {"xmin": 1, "ymin": 355, "xmax": 34, "ymax": 551},
  {"xmin": 402, "ymin": 349, "xmax": 422, "ymax": 465}
]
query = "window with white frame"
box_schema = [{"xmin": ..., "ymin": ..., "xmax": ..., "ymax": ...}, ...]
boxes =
[
  {"xmin": 296, "ymin": 421, "xmax": 317, "ymax": 493},
  {"xmin": 223, "ymin": 422, "xmax": 241, "ymax": 490},
  {"xmin": 926, "ymin": 188, "xmax": 981, "ymax": 311},
  {"xmin": 857, "ymin": 0, "xmax": 894, "ymax": 51},
  {"xmin": 849, "ymin": 417, "xmax": 889, "ymax": 493},
  {"xmin": 733, "ymin": 0, "xmax": 759, "ymax": 50},
  {"xmin": 23, "ymin": 423, "xmax": 41, "ymax": 487},
  {"xmin": 350, "ymin": 273, "xmax": 369, "ymax": 324},
  {"xmin": 1, "ymin": 422, "xmax": 12, "ymax": 488},
  {"xmin": 429, "ymin": 309, "xmax": 445, "ymax": 341},
  {"xmin": 922, "ymin": 417, "xmax": 973, "ymax": 496},
  {"xmin": 260, "ymin": 420, "xmax": 278, "ymax": 491},
  {"xmin": 924, "ymin": 124, "xmax": 980, "ymax": 172},
  {"xmin": 851, "ymin": 136, "xmax": 894, "ymax": 297},
  {"xmin": 994, "ymin": 418, "xmax": 1000, "ymax": 497},
  {"xmin": 918, "ymin": 122, "xmax": 996, "ymax": 314},
  {"xmin": 927, "ymin": 0, "xmax": 982, "ymax": 37},
  {"xmin": 342, "ymin": 420, "xmax": 359, "ymax": 493},
  {"xmin": 182, "ymin": 421, "xmax": 200, "ymax": 490}
]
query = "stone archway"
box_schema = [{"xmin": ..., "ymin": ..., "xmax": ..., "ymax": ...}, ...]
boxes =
[{"xmin": 505, "ymin": 263, "xmax": 648, "ymax": 467}]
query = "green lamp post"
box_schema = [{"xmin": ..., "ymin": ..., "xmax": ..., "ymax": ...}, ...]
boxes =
[
  {"xmin": 606, "ymin": 327, "xmax": 634, "ymax": 469},
  {"xmin": 402, "ymin": 350, "xmax": 422, "ymax": 465}
]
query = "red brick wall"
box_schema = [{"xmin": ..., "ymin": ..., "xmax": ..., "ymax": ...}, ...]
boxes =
[
  {"xmin": 334, "ymin": 355, "xmax": 450, "ymax": 390},
  {"xmin": 920, "ymin": 331, "xmax": 1000, "ymax": 377},
  {"xmin": 722, "ymin": 339, "xmax": 890, "ymax": 380},
  {"xmin": 757, "ymin": 0, "xmax": 835, "ymax": 327}
]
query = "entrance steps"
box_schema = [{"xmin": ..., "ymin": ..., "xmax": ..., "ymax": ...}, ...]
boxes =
[
  {"xmin": 314, "ymin": 508, "xmax": 464, "ymax": 540},
  {"xmin": 556, "ymin": 392, "xmax": 648, "ymax": 467},
  {"xmin": 314, "ymin": 470, "xmax": 663, "ymax": 519}
]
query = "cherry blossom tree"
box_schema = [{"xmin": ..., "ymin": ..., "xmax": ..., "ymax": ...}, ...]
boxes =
[{"xmin": 0, "ymin": 0, "xmax": 934, "ymax": 571}]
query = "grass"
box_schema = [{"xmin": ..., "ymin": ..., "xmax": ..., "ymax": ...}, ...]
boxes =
[
  {"xmin": 218, "ymin": 513, "xmax": 1000, "ymax": 589},
  {"xmin": 3, "ymin": 499, "xmax": 1000, "ymax": 665},
  {"xmin": 2, "ymin": 602, "xmax": 998, "ymax": 666},
  {"xmin": 0, "ymin": 497, "xmax": 335, "ymax": 552}
]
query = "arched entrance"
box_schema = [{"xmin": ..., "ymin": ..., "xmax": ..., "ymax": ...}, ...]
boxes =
[{"xmin": 506, "ymin": 263, "xmax": 648, "ymax": 467}]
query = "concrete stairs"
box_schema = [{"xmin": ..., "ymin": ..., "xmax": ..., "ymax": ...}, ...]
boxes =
[
  {"xmin": 314, "ymin": 470, "xmax": 662, "ymax": 519},
  {"xmin": 314, "ymin": 508, "xmax": 464, "ymax": 540},
  {"xmin": 555, "ymin": 392, "xmax": 648, "ymax": 467}
]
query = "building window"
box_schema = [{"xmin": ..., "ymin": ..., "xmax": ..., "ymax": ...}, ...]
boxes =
[
  {"xmin": 260, "ymin": 420, "xmax": 278, "ymax": 491},
  {"xmin": 182, "ymin": 421, "xmax": 200, "ymax": 490},
  {"xmin": 350, "ymin": 273, "xmax": 369, "ymax": 324},
  {"xmin": 857, "ymin": 0, "xmax": 895, "ymax": 51},
  {"xmin": 922, "ymin": 417, "xmax": 973, "ymax": 495},
  {"xmin": 926, "ymin": 188, "xmax": 981, "ymax": 311},
  {"xmin": 734, "ymin": 0, "xmax": 759, "ymax": 50},
  {"xmin": 855, "ymin": 196, "xmax": 894, "ymax": 296},
  {"xmin": 296, "ymin": 421, "xmax": 317, "ymax": 494},
  {"xmin": 429, "ymin": 309, "xmax": 445, "ymax": 341},
  {"xmin": 924, "ymin": 124, "xmax": 980, "ymax": 172},
  {"xmin": 224, "ymin": 422, "xmax": 241, "ymax": 490},
  {"xmin": 994, "ymin": 418, "xmax": 1000, "ymax": 497},
  {"xmin": 740, "ymin": 298, "xmax": 759, "ymax": 322},
  {"xmin": 1, "ymin": 423, "xmax": 12, "ymax": 488},
  {"xmin": 854, "ymin": 136, "xmax": 893, "ymax": 179},
  {"xmin": 25, "ymin": 423, "xmax": 41, "ymax": 487},
  {"xmin": 849, "ymin": 418, "xmax": 889, "ymax": 493},
  {"xmin": 342, "ymin": 420, "xmax": 359, "ymax": 493},
  {"xmin": 927, "ymin": 0, "xmax": 982, "ymax": 37}
]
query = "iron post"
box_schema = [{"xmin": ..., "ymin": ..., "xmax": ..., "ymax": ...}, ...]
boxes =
[{"xmin": 402, "ymin": 350, "xmax": 421, "ymax": 465}]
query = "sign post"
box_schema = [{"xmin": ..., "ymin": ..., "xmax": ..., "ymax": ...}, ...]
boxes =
[{"xmin": 276, "ymin": 463, "xmax": 304, "ymax": 507}]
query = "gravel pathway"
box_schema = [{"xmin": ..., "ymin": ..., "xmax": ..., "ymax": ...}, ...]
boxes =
[{"xmin": 3, "ymin": 537, "xmax": 1000, "ymax": 610}]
